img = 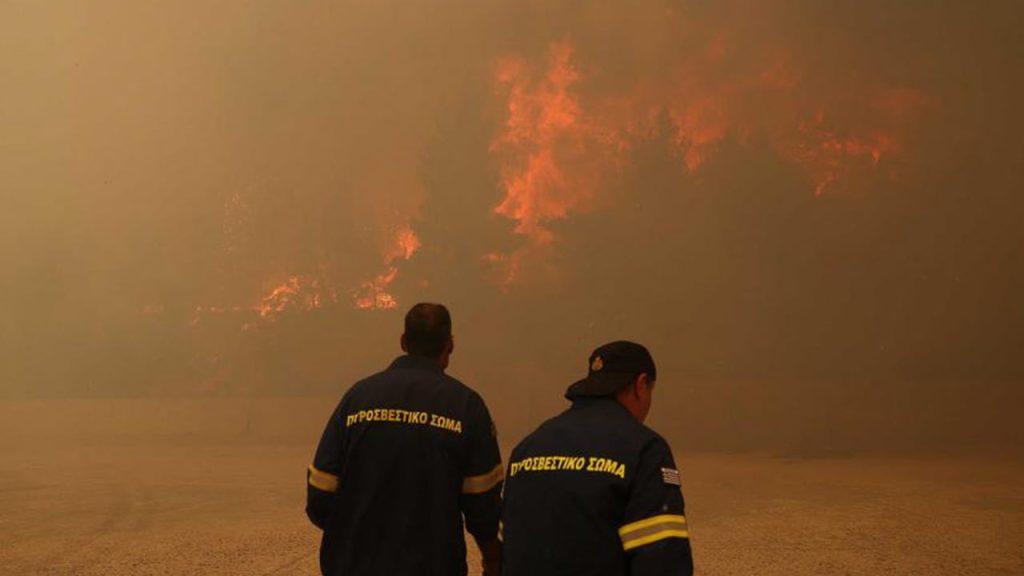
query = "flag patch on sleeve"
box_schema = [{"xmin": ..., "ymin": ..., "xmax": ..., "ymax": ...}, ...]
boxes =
[{"xmin": 660, "ymin": 467, "xmax": 681, "ymax": 486}]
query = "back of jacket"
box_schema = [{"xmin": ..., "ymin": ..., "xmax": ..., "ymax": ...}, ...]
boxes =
[
  {"xmin": 501, "ymin": 398, "xmax": 693, "ymax": 576},
  {"xmin": 306, "ymin": 355, "xmax": 503, "ymax": 576}
]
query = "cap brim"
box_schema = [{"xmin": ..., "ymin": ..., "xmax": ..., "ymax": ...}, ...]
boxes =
[{"xmin": 564, "ymin": 371, "xmax": 635, "ymax": 400}]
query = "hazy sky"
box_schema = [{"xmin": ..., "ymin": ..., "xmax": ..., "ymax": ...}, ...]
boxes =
[{"xmin": 2, "ymin": 1, "xmax": 1022, "ymax": 449}]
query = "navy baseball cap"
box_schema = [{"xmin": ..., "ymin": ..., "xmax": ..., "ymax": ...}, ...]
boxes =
[{"xmin": 565, "ymin": 341, "xmax": 657, "ymax": 400}]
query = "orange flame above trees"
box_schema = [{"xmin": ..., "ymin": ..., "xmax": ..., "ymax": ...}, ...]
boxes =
[
  {"xmin": 488, "ymin": 37, "xmax": 929, "ymax": 277},
  {"xmin": 491, "ymin": 41, "xmax": 630, "ymax": 247}
]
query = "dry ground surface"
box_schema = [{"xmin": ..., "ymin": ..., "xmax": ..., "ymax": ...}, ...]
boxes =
[{"xmin": 1, "ymin": 400, "xmax": 1022, "ymax": 575}]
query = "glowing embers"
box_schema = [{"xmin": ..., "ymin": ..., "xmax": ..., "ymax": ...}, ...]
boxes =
[
  {"xmin": 788, "ymin": 129, "xmax": 895, "ymax": 196},
  {"xmin": 388, "ymin": 225, "xmax": 421, "ymax": 264},
  {"xmin": 255, "ymin": 276, "xmax": 334, "ymax": 319},
  {"xmin": 187, "ymin": 275, "xmax": 337, "ymax": 330},
  {"xmin": 780, "ymin": 97, "xmax": 924, "ymax": 195},
  {"xmin": 353, "ymin": 268, "xmax": 400, "ymax": 311}
]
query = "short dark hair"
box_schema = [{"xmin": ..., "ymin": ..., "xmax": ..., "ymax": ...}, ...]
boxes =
[{"xmin": 403, "ymin": 303, "xmax": 452, "ymax": 358}]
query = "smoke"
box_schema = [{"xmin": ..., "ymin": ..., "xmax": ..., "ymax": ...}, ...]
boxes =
[{"xmin": 2, "ymin": 1, "xmax": 1022, "ymax": 452}]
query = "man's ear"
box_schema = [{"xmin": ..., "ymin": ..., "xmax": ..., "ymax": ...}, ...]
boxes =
[
  {"xmin": 400, "ymin": 334, "xmax": 408, "ymax": 353},
  {"xmin": 447, "ymin": 335, "xmax": 455, "ymax": 356},
  {"xmin": 635, "ymin": 373, "xmax": 652, "ymax": 398},
  {"xmin": 631, "ymin": 374, "xmax": 643, "ymax": 399}
]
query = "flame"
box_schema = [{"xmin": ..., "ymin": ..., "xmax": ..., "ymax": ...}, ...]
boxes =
[
  {"xmin": 487, "ymin": 41, "xmax": 635, "ymax": 286},
  {"xmin": 482, "ymin": 251, "xmax": 522, "ymax": 290},
  {"xmin": 352, "ymin": 225, "xmax": 421, "ymax": 310},
  {"xmin": 657, "ymin": 39, "xmax": 924, "ymax": 192},
  {"xmin": 388, "ymin": 226, "xmax": 422, "ymax": 263},
  {"xmin": 669, "ymin": 96, "xmax": 730, "ymax": 172},
  {"xmin": 489, "ymin": 36, "xmax": 928, "ymax": 262},
  {"xmin": 253, "ymin": 276, "xmax": 332, "ymax": 319},
  {"xmin": 491, "ymin": 41, "xmax": 629, "ymax": 247},
  {"xmin": 188, "ymin": 275, "xmax": 338, "ymax": 330},
  {"xmin": 189, "ymin": 225, "xmax": 421, "ymax": 328},
  {"xmin": 354, "ymin": 268, "xmax": 400, "ymax": 311},
  {"xmin": 776, "ymin": 101, "xmax": 913, "ymax": 195}
]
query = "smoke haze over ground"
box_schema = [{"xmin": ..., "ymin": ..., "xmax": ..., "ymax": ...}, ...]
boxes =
[
  {"xmin": 3, "ymin": 4, "xmax": 1024, "ymax": 575},
  {"xmin": 2, "ymin": 1, "xmax": 1023, "ymax": 454}
]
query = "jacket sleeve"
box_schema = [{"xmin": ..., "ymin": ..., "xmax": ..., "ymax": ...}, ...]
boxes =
[
  {"xmin": 306, "ymin": 400, "xmax": 347, "ymax": 530},
  {"xmin": 458, "ymin": 393, "xmax": 504, "ymax": 542},
  {"xmin": 620, "ymin": 438, "xmax": 694, "ymax": 576}
]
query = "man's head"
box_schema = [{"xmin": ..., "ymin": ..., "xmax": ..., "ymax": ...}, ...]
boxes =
[
  {"xmin": 401, "ymin": 302, "xmax": 454, "ymax": 369},
  {"xmin": 564, "ymin": 341, "xmax": 657, "ymax": 423}
]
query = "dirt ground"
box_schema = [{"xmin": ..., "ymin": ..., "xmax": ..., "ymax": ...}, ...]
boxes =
[{"xmin": 1, "ymin": 401, "xmax": 1022, "ymax": 575}]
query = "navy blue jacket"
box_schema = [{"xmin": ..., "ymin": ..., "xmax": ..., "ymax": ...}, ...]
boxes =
[
  {"xmin": 501, "ymin": 398, "xmax": 693, "ymax": 576},
  {"xmin": 307, "ymin": 355, "xmax": 503, "ymax": 576}
]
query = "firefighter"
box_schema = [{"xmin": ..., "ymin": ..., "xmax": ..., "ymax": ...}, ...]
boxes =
[
  {"xmin": 501, "ymin": 340, "xmax": 694, "ymax": 576},
  {"xmin": 306, "ymin": 303, "xmax": 503, "ymax": 576}
]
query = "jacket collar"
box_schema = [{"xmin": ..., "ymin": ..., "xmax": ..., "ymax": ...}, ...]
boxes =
[
  {"xmin": 388, "ymin": 354, "xmax": 444, "ymax": 373},
  {"xmin": 570, "ymin": 396, "xmax": 634, "ymax": 419}
]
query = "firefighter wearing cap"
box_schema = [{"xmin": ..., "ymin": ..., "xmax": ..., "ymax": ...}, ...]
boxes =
[
  {"xmin": 501, "ymin": 341, "xmax": 694, "ymax": 576},
  {"xmin": 306, "ymin": 303, "xmax": 503, "ymax": 576}
]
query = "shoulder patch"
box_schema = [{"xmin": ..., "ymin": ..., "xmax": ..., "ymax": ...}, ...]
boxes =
[{"xmin": 660, "ymin": 467, "xmax": 681, "ymax": 486}]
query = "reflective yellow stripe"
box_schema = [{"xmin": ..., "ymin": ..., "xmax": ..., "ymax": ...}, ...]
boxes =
[
  {"xmin": 498, "ymin": 520, "xmax": 504, "ymax": 542},
  {"xmin": 308, "ymin": 464, "xmax": 339, "ymax": 493},
  {"xmin": 619, "ymin": 514, "xmax": 688, "ymax": 551},
  {"xmin": 622, "ymin": 529, "xmax": 690, "ymax": 551},
  {"xmin": 618, "ymin": 514, "xmax": 687, "ymax": 536},
  {"xmin": 462, "ymin": 463, "xmax": 504, "ymax": 494}
]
